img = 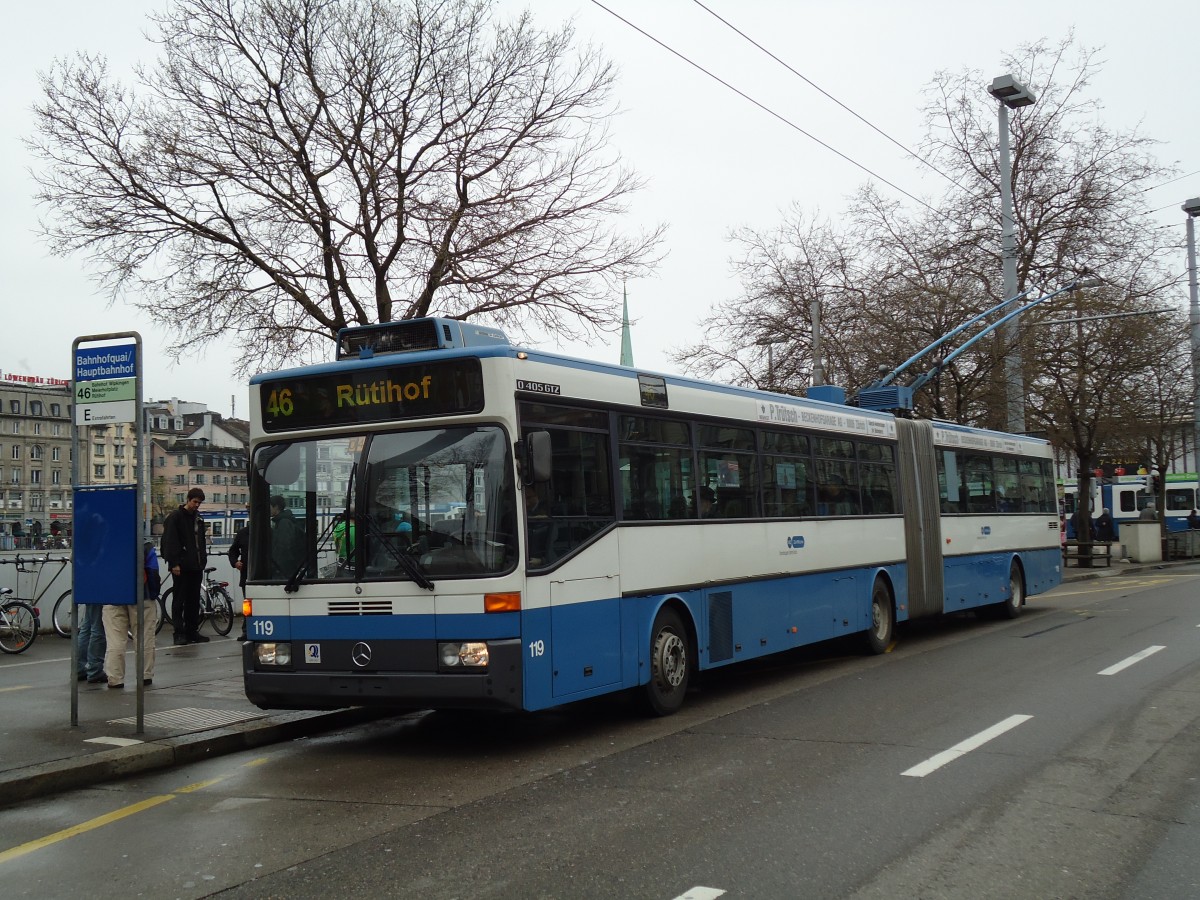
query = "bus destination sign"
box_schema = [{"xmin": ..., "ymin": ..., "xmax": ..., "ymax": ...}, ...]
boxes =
[{"xmin": 259, "ymin": 359, "xmax": 485, "ymax": 432}]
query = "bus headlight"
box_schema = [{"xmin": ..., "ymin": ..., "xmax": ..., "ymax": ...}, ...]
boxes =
[
  {"xmin": 438, "ymin": 641, "xmax": 489, "ymax": 669},
  {"xmin": 255, "ymin": 643, "xmax": 292, "ymax": 666}
]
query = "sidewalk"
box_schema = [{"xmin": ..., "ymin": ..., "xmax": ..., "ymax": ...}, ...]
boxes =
[
  {"xmin": 0, "ymin": 627, "xmax": 379, "ymax": 808},
  {"xmin": 1, "ymin": 558, "xmax": 1193, "ymax": 809}
]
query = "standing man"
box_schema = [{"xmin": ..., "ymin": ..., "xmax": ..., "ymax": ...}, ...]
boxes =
[
  {"xmin": 75, "ymin": 601, "xmax": 107, "ymax": 684},
  {"xmin": 270, "ymin": 495, "xmax": 304, "ymax": 578},
  {"xmin": 101, "ymin": 541, "xmax": 160, "ymax": 688},
  {"xmin": 161, "ymin": 488, "xmax": 209, "ymax": 646},
  {"xmin": 227, "ymin": 510, "xmax": 250, "ymax": 641}
]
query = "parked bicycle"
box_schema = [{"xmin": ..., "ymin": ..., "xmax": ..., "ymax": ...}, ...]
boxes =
[
  {"xmin": 0, "ymin": 555, "xmax": 72, "ymax": 639},
  {"xmin": 155, "ymin": 567, "xmax": 235, "ymax": 637},
  {"xmin": 0, "ymin": 588, "xmax": 38, "ymax": 654}
]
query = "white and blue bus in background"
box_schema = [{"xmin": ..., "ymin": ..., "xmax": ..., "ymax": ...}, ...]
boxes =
[
  {"xmin": 242, "ymin": 318, "xmax": 1062, "ymax": 716},
  {"xmin": 1061, "ymin": 473, "xmax": 1198, "ymax": 538}
]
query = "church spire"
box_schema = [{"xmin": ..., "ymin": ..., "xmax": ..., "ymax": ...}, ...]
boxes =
[{"xmin": 620, "ymin": 284, "xmax": 634, "ymax": 367}]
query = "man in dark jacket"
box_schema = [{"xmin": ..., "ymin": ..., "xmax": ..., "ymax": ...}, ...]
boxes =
[
  {"xmin": 161, "ymin": 488, "xmax": 209, "ymax": 646},
  {"xmin": 270, "ymin": 495, "xmax": 304, "ymax": 578},
  {"xmin": 227, "ymin": 513, "xmax": 250, "ymax": 641}
]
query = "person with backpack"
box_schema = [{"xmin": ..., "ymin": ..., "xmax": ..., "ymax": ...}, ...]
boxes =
[{"xmin": 227, "ymin": 512, "xmax": 250, "ymax": 641}]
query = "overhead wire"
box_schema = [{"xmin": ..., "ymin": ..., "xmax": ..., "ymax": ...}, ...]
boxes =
[
  {"xmin": 687, "ymin": 0, "xmax": 971, "ymax": 195},
  {"xmin": 588, "ymin": 1, "xmax": 1192, "ymax": 266},
  {"xmin": 585, "ymin": 0, "xmax": 948, "ymax": 220},
  {"xmin": 1140, "ymin": 170, "xmax": 1200, "ymax": 194}
]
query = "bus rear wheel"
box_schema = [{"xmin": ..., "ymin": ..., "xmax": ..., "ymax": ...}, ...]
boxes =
[
  {"xmin": 999, "ymin": 562, "xmax": 1025, "ymax": 619},
  {"xmin": 642, "ymin": 607, "xmax": 690, "ymax": 716},
  {"xmin": 865, "ymin": 578, "xmax": 894, "ymax": 655}
]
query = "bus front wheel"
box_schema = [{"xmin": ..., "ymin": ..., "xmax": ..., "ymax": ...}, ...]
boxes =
[
  {"xmin": 865, "ymin": 578, "xmax": 894, "ymax": 655},
  {"xmin": 643, "ymin": 607, "xmax": 690, "ymax": 717}
]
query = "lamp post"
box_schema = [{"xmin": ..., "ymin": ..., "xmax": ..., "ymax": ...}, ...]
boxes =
[
  {"xmin": 755, "ymin": 337, "xmax": 786, "ymax": 391},
  {"xmin": 989, "ymin": 74, "xmax": 1037, "ymax": 434},
  {"xmin": 1185, "ymin": 198, "xmax": 1200, "ymax": 477}
]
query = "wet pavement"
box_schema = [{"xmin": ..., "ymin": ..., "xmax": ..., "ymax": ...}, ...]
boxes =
[{"xmin": 0, "ymin": 559, "xmax": 1182, "ymax": 808}]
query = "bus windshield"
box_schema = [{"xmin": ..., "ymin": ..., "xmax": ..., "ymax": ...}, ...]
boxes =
[{"xmin": 249, "ymin": 426, "xmax": 518, "ymax": 584}]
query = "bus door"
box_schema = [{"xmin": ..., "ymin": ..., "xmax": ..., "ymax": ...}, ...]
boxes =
[
  {"xmin": 548, "ymin": 543, "xmax": 622, "ymax": 698},
  {"xmin": 896, "ymin": 419, "xmax": 944, "ymax": 619}
]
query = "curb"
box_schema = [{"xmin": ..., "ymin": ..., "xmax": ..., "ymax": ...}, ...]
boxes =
[{"xmin": 0, "ymin": 706, "xmax": 384, "ymax": 809}]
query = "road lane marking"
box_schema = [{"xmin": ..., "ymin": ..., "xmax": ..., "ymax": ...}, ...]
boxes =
[
  {"xmin": 902, "ymin": 714, "xmax": 1033, "ymax": 778},
  {"xmin": 1098, "ymin": 645, "xmax": 1165, "ymax": 675},
  {"xmin": 672, "ymin": 889, "xmax": 726, "ymax": 900},
  {"xmin": 0, "ymin": 757, "xmax": 262, "ymax": 864},
  {"xmin": 0, "ymin": 685, "xmax": 32, "ymax": 693},
  {"xmin": 0, "ymin": 655, "xmax": 71, "ymax": 668},
  {"xmin": 0, "ymin": 795, "xmax": 175, "ymax": 864}
]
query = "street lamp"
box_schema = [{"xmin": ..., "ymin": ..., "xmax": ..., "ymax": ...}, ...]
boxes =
[
  {"xmin": 989, "ymin": 74, "xmax": 1037, "ymax": 434},
  {"xmin": 1184, "ymin": 198, "xmax": 1200, "ymax": 477},
  {"xmin": 755, "ymin": 337, "xmax": 787, "ymax": 390}
]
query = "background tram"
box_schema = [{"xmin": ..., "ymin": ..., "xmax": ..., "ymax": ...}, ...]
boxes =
[{"xmin": 1061, "ymin": 473, "xmax": 1197, "ymax": 537}]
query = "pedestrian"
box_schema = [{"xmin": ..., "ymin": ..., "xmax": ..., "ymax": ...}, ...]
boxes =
[
  {"xmin": 75, "ymin": 600, "xmax": 107, "ymax": 685},
  {"xmin": 1190, "ymin": 509, "xmax": 1200, "ymax": 530},
  {"xmin": 1138, "ymin": 502, "xmax": 1158, "ymax": 522},
  {"xmin": 1094, "ymin": 508, "xmax": 1115, "ymax": 542},
  {"xmin": 332, "ymin": 505, "xmax": 356, "ymax": 561},
  {"xmin": 161, "ymin": 487, "xmax": 209, "ymax": 646},
  {"xmin": 100, "ymin": 542, "xmax": 160, "ymax": 688},
  {"xmin": 270, "ymin": 495, "xmax": 304, "ymax": 577},
  {"xmin": 228, "ymin": 513, "xmax": 250, "ymax": 641}
]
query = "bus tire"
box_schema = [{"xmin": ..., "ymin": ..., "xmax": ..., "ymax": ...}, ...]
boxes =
[
  {"xmin": 865, "ymin": 578, "xmax": 894, "ymax": 655},
  {"xmin": 999, "ymin": 562, "xmax": 1025, "ymax": 619},
  {"xmin": 642, "ymin": 606, "xmax": 690, "ymax": 717}
]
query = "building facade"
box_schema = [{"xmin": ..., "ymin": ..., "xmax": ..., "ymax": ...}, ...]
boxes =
[
  {"xmin": 0, "ymin": 378, "xmax": 249, "ymax": 547},
  {"xmin": 0, "ymin": 374, "xmax": 74, "ymax": 545}
]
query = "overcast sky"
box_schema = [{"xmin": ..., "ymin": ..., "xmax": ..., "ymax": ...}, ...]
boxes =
[{"xmin": 3, "ymin": 0, "xmax": 1196, "ymax": 418}]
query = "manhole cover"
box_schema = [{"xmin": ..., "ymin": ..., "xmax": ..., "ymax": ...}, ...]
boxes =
[{"xmin": 108, "ymin": 707, "xmax": 264, "ymax": 731}]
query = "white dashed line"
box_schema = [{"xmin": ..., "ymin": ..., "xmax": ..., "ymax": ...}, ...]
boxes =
[
  {"xmin": 672, "ymin": 888, "xmax": 726, "ymax": 900},
  {"xmin": 902, "ymin": 714, "xmax": 1033, "ymax": 778},
  {"xmin": 1097, "ymin": 645, "xmax": 1165, "ymax": 676}
]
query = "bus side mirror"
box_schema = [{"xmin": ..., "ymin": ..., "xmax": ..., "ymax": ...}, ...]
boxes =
[{"xmin": 521, "ymin": 431, "xmax": 552, "ymax": 486}]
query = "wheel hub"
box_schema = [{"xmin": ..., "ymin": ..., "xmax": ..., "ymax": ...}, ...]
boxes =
[{"xmin": 655, "ymin": 632, "xmax": 686, "ymax": 688}]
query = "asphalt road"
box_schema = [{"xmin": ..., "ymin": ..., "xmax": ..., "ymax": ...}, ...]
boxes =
[{"xmin": 2, "ymin": 569, "xmax": 1199, "ymax": 899}]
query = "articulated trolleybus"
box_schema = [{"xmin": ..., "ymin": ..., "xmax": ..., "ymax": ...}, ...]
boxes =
[{"xmin": 242, "ymin": 318, "xmax": 1062, "ymax": 716}]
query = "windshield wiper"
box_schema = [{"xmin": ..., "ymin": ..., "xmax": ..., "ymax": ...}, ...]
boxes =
[
  {"xmin": 363, "ymin": 513, "xmax": 435, "ymax": 591},
  {"xmin": 284, "ymin": 510, "xmax": 345, "ymax": 594}
]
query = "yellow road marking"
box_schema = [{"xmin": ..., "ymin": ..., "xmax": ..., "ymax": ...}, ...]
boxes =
[
  {"xmin": 0, "ymin": 795, "xmax": 174, "ymax": 863},
  {"xmin": 174, "ymin": 776, "xmax": 227, "ymax": 794},
  {"xmin": 1052, "ymin": 576, "xmax": 1182, "ymax": 596},
  {"xmin": 0, "ymin": 685, "xmax": 31, "ymax": 694},
  {"xmin": 0, "ymin": 755, "xmax": 270, "ymax": 864}
]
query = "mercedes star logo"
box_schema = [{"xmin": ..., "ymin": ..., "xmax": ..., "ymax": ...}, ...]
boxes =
[{"xmin": 351, "ymin": 642, "xmax": 373, "ymax": 667}]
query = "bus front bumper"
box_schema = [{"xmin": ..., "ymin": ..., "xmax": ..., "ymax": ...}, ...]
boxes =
[{"xmin": 242, "ymin": 638, "xmax": 523, "ymax": 711}]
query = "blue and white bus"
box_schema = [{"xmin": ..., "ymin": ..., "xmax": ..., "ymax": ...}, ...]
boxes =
[
  {"xmin": 242, "ymin": 318, "xmax": 1062, "ymax": 715},
  {"xmin": 1062, "ymin": 473, "xmax": 1197, "ymax": 537}
]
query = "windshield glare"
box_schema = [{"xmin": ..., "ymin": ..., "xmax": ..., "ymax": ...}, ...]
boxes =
[{"xmin": 249, "ymin": 426, "xmax": 517, "ymax": 583}]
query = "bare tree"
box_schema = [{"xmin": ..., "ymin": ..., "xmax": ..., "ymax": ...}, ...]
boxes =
[
  {"xmin": 673, "ymin": 209, "xmax": 863, "ymax": 393},
  {"xmin": 29, "ymin": 0, "xmax": 663, "ymax": 370}
]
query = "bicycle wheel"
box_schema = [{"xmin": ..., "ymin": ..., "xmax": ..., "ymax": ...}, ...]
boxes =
[
  {"xmin": 209, "ymin": 587, "xmax": 234, "ymax": 636},
  {"xmin": 52, "ymin": 589, "xmax": 73, "ymax": 638},
  {"xmin": 0, "ymin": 601, "xmax": 38, "ymax": 654},
  {"xmin": 156, "ymin": 589, "xmax": 172, "ymax": 635}
]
